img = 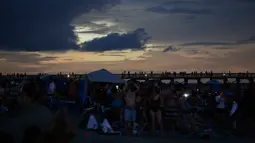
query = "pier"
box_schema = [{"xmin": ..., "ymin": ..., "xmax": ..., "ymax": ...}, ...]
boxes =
[
  {"xmin": 118, "ymin": 72, "xmax": 255, "ymax": 84},
  {"xmin": 1, "ymin": 72, "xmax": 255, "ymax": 84}
]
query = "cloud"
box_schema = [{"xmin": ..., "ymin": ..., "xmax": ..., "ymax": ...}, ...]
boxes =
[
  {"xmin": 162, "ymin": 0, "xmax": 222, "ymax": 6},
  {"xmin": 146, "ymin": 1, "xmax": 215, "ymax": 15},
  {"xmin": 182, "ymin": 48, "xmax": 209, "ymax": 55},
  {"xmin": 237, "ymin": 0, "xmax": 255, "ymax": 2},
  {"xmin": 236, "ymin": 36, "xmax": 255, "ymax": 44},
  {"xmin": 0, "ymin": 0, "xmax": 120, "ymax": 52},
  {"xmin": 76, "ymin": 27, "xmax": 110, "ymax": 34},
  {"xmin": 80, "ymin": 28, "xmax": 150, "ymax": 52},
  {"xmin": 99, "ymin": 53, "xmax": 125, "ymax": 56},
  {"xmin": 147, "ymin": 6, "xmax": 213, "ymax": 15},
  {"xmin": 161, "ymin": 1, "xmax": 201, "ymax": 6},
  {"xmin": 0, "ymin": 52, "xmax": 56, "ymax": 64},
  {"xmin": 181, "ymin": 36, "xmax": 255, "ymax": 46},
  {"xmin": 74, "ymin": 20, "xmax": 121, "ymax": 35},
  {"xmin": 162, "ymin": 46, "xmax": 179, "ymax": 52},
  {"xmin": 181, "ymin": 42, "xmax": 233, "ymax": 46}
]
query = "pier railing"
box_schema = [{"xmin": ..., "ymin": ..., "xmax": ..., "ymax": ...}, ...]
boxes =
[{"xmin": 118, "ymin": 73, "xmax": 255, "ymax": 79}]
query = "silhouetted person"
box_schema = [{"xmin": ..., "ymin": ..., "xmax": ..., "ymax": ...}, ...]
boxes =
[
  {"xmin": 22, "ymin": 126, "xmax": 42, "ymax": 143},
  {"xmin": 43, "ymin": 108, "xmax": 75, "ymax": 143},
  {"xmin": 0, "ymin": 131, "xmax": 15, "ymax": 143}
]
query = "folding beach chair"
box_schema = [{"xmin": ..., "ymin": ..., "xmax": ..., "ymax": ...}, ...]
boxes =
[
  {"xmin": 100, "ymin": 105, "xmax": 123, "ymax": 132},
  {"xmin": 100, "ymin": 118, "xmax": 122, "ymax": 135},
  {"xmin": 86, "ymin": 112, "xmax": 122, "ymax": 135},
  {"xmin": 183, "ymin": 102, "xmax": 212, "ymax": 136}
]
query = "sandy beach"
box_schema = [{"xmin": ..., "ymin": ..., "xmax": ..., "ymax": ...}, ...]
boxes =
[{"xmin": 0, "ymin": 103, "xmax": 251, "ymax": 143}]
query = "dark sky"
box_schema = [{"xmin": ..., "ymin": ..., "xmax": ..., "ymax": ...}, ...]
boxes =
[{"xmin": 0, "ymin": 0, "xmax": 255, "ymax": 73}]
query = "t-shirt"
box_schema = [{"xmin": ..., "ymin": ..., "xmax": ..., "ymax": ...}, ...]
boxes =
[
  {"xmin": 215, "ymin": 96, "xmax": 225, "ymax": 109},
  {"xmin": 230, "ymin": 102, "xmax": 238, "ymax": 116},
  {"xmin": 48, "ymin": 82, "xmax": 56, "ymax": 95},
  {"xmin": 107, "ymin": 88, "xmax": 111, "ymax": 96}
]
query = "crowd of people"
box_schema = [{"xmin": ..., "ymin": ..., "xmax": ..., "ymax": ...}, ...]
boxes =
[
  {"xmin": 121, "ymin": 71, "xmax": 253, "ymax": 78},
  {"xmin": 0, "ymin": 73, "xmax": 255, "ymax": 143},
  {"xmin": 86, "ymin": 80, "xmax": 255, "ymax": 137},
  {"xmin": 0, "ymin": 75, "xmax": 79, "ymax": 143}
]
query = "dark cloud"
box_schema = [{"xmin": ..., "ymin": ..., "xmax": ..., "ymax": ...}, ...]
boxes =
[
  {"xmin": 184, "ymin": 15, "xmax": 197, "ymax": 23},
  {"xmin": 0, "ymin": 0, "xmax": 120, "ymax": 52},
  {"xmin": 162, "ymin": 1, "xmax": 200, "ymax": 6},
  {"xmin": 99, "ymin": 53, "xmax": 125, "ymax": 56},
  {"xmin": 237, "ymin": 0, "xmax": 255, "ymax": 2},
  {"xmin": 162, "ymin": 46, "xmax": 179, "ymax": 53},
  {"xmin": 181, "ymin": 36, "xmax": 255, "ymax": 46},
  {"xmin": 100, "ymin": 51, "xmax": 128, "ymax": 54},
  {"xmin": 147, "ymin": 6, "xmax": 213, "ymax": 15},
  {"xmin": 186, "ymin": 15, "xmax": 197, "ymax": 20},
  {"xmin": 146, "ymin": 0, "xmax": 215, "ymax": 15},
  {"xmin": 162, "ymin": 0, "xmax": 225, "ymax": 6},
  {"xmin": 162, "ymin": 0, "xmax": 224, "ymax": 6},
  {"xmin": 181, "ymin": 42, "xmax": 232, "ymax": 46},
  {"xmin": 80, "ymin": 28, "xmax": 150, "ymax": 52},
  {"xmin": 0, "ymin": 52, "xmax": 56, "ymax": 64},
  {"xmin": 183, "ymin": 49, "xmax": 209, "ymax": 55},
  {"xmin": 236, "ymin": 36, "xmax": 255, "ymax": 44}
]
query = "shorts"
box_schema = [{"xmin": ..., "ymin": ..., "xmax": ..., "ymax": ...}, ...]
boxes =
[{"xmin": 124, "ymin": 108, "xmax": 136, "ymax": 122}]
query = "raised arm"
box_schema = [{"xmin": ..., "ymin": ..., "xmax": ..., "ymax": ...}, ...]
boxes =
[
  {"xmin": 134, "ymin": 83, "xmax": 140, "ymax": 93},
  {"xmin": 123, "ymin": 82, "xmax": 128, "ymax": 93}
]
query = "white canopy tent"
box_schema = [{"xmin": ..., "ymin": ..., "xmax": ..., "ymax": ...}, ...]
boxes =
[
  {"xmin": 87, "ymin": 69, "xmax": 125, "ymax": 84},
  {"xmin": 79, "ymin": 69, "xmax": 124, "ymax": 104}
]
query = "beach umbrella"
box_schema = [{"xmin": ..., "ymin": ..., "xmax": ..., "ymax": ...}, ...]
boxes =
[
  {"xmin": 40, "ymin": 74, "xmax": 52, "ymax": 80},
  {"xmin": 224, "ymin": 91, "xmax": 233, "ymax": 96},
  {"xmin": 206, "ymin": 80, "xmax": 222, "ymax": 85}
]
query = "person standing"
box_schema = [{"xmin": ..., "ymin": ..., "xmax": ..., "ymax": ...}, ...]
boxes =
[
  {"xmin": 67, "ymin": 79, "xmax": 76, "ymax": 100},
  {"xmin": 34, "ymin": 78, "xmax": 43, "ymax": 102},
  {"xmin": 215, "ymin": 92, "xmax": 227, "ymax": 129},
  {"xmin": 124, "ymin": 82, "xmax": 139, "ymax": 135},
  {"xmin": 0, "ymin": 82, "xmax": 5, "ymax": 98},
  {"xmin": 149, "ymin": 87, "xmax": 164, "ymax": 135},
  {"xmin": 47, "ymin": 77, "xmax": 56, "ymax": 108},
  {"xmin": 215, "ymin": 92, "xmax": 226, "ymax": 114},
  {"xmin": 48, "ymin": 78, "xmax": 56, "ymax": 97},
  {"xmin": 43, "ymin": 108, "xmax": 75, "ymax": 143}
]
